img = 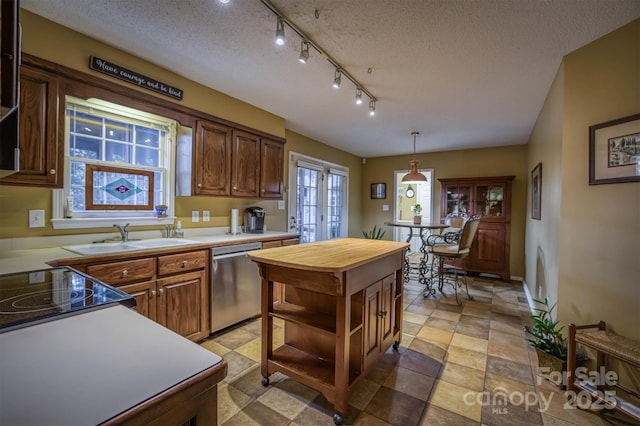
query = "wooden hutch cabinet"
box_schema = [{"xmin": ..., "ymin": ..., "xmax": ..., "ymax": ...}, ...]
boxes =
[{"xmin": 439, "ymin": 176, "xmax": 514, "ymax": 282}]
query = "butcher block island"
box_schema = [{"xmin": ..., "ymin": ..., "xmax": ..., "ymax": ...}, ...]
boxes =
[{"xmin": 248, "ymin": 238, "xmax": 409, "ymax": 425}]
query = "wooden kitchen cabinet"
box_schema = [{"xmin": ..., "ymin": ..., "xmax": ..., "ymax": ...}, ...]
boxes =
[
  {"xmin": 260, "ymin": 137, "xmax": 284, "ymax": 198},
  {"xmin": 193, "ymin": 120, "xmax": 232, "ymax": 196},
  {"xmin": 439, "ymin": 176, "xmax": 514, "ymax": 281},
  {"xmin": 0, "ymin": 65, "xmax": 62, "ymax": 187},
  {"xmin": 64, "ymin": 249, "xmax": 209, "ymax": 342},
  {"xmin": 192, "ymin": 120, "xmax": 285, "ymax": 199},
  {"xmin": 363, "ymin": 273, "xmax": 397, "ymax": 371},
  {"xmin": 231, "ymin": 129, "xmax": 260, "ymax": 197}
]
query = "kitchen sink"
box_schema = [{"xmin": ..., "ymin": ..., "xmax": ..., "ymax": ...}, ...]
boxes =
[{"xmin": 62, "ymin": 238, "xmax": 199, "ymax": 255}]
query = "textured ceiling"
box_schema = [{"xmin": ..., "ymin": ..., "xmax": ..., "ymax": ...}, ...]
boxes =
[{"xmin": 22, "ymin": 0, "xmax": 640, "ymax": 158}]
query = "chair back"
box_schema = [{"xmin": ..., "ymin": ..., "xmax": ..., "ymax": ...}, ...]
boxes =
[
  {"xmin": 444, "ymin": 213, "xmax": 467, "ymax": 229},
  {"xmin": 458, "ymin": 215, "xmax": 481, "ymax": 251}
]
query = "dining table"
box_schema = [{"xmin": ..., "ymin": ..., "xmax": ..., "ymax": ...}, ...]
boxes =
[{"xmin": 383, "ymin": 221, "xmax": 448, "ymax": 292}]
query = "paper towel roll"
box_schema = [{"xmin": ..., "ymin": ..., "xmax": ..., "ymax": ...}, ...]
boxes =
[{"xmin": 230, "ymin": 209, "xmax": 239, "ymax": 234}]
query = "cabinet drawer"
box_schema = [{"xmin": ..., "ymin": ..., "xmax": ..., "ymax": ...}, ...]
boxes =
[
  {"xmin": 87, "ymin": 258, "xmax": 156, "ymax": 285},
  {"xmin": 282, "ymin": 238, "xmax": 299, "ymax": 246},
  {"xmin": 158, "ymin": 250, "xmax": 208, "ymax": 275}
]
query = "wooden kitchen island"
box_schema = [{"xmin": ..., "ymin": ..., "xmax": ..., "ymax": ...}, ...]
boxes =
[{"xmin": 248, "ymin": 238, "xmax": 409, "ymax": 425}]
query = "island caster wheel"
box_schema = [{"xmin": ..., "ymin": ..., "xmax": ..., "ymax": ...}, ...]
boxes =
[
  {"xmin": 261, "ymin": 377, "xmax": 270, "ymax": 387},
  {"xmin": 393, "ymin": 341, "xmax": 400, "ymax": 350},
  {"xmin": 333, "ymin": 413, "xmax": 343, "ymax": 425}
]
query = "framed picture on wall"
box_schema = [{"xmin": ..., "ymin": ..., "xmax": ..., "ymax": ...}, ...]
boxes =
[
  {"xmin": 589, "ymin": 113, "xmax": 640, "ymax": 185},
  {"xmin": 371, "ymin": 183, "xmax": 386, "ymax": 199},
  {"xmin": 531, "ymin": 163, "xmax": 542, "ymax": 220}
]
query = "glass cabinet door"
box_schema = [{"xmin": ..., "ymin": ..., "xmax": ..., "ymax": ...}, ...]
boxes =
[
  {"xmin": 444, "ymin": 185, "xmax": 472, "ymax": 216},
  {"xmin": 475, "ymin": 184, "xmax": 505, "ymax": 217}
]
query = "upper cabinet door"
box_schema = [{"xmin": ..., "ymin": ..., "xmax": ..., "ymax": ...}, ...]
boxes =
[
  {"xmin": 194, "ymin": 120, "xmax": 231, "ymax": 196},
  {"xmin": 0, "ymin": 65, "xmax": 61, "ymax": 187},
  {"xmin": 231, "ymin": 130, "xmax": 259, "ymax": 197},
  {"xmin": 260, "ymin": 138, "xmax": 284, "ymax": 199}
]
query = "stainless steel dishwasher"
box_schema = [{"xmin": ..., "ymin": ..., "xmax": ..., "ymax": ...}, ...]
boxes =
[{"xmin": 210, "ymin": 241, "xmax": 263, "ymax": 333}]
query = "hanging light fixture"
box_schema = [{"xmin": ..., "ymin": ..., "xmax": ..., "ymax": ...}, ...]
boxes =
[
  {"xmin": 368, "ymin": 99, "xmax": 376, "ymax": 116},
  {"xmin": 355, "ymin": 88, "xmax": 363, "ymax": 105},
  {"xmin": 298, "ymin": 40, "xmax": 309, "ymax": 63},
  {"xmin": 401, "ymin": 131, "xmax": 428, "ymax": 183},
  {"xmin": 275, "ymin": 17, "xmax": 285, "ymax": 45}
]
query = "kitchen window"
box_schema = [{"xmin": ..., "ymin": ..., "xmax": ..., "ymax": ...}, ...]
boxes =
[
  {"xmin": 51, "ymin": 97, "xmax": 176, "ymax": 229},
  {"xmin": 288, "ymin": 152, "xmax": 349, "ymax": 243}
]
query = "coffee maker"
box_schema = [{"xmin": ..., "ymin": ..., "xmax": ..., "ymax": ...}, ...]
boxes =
[{"xmin": 244, "ymin": 207, "xmax": 265, "ymax": 233}]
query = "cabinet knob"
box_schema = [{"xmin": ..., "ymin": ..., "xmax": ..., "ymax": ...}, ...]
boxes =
[
  {"xmin": 49, "ymin": 169, "xmax": 56, "ymax": 175},
  {"xmin": 181, "ymin": 260, "xmax": 188, "ymax": 267},
  {"xmin": 261, "ymin": 189, "xmax": 265, "ymax": 193},
  {"xmin": 151, "ymin": 290, "xmax": 156, "ymax": 297},
  {"xmin": 122, "ymin": 270, "xmax": 128, "ymax": 276},
  {"xmin": 197, "ymin": 183, "xmax": 202, "ymax": 188},
  {"xmin": 159, "ymin": 288, "xmax": 164, "ymax": 294},
  {"xmin": 233, "ymin": 186, "xmax": 237, "ymax": 190}
]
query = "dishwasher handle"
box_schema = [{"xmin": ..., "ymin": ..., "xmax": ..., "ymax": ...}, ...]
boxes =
[{"xmin": 212, "ymin": 250, "xmax": 258, "ymax": 261}]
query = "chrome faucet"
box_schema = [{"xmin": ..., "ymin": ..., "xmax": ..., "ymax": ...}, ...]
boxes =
[
  {"xmin": 113, "ymin": 223, "xmax": 130, "ymax": 242},
  {"xmin": 163, "ymin": 224, "xmax": 173, "ymax": 238}
]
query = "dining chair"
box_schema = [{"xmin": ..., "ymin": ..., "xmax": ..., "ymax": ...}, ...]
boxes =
[{"xmin": 429, "ymin": 215, "xmax": 482, "ymax": 305}]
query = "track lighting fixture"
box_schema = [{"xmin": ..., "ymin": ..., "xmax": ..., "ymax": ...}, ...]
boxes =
[
  {"xmin": 332, "ymin": 69, "xmax": 342, "ymax": 89},
  {"xmin": 275, "ymin": 17, "xmax": 285, "ymax": 46},
  {"xmin": 260, "ymin": 0, "xmax": 377, "ymax": 116},
  {"xmin": 355, "ymin": 88, "xmax": 363, "ymax": 105},
  {"xmin": 298, "ymin": 41, "xmax": 309, "ymax": 63}
]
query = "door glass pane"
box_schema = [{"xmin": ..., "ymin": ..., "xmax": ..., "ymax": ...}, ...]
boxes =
[
  {"xmin": 296, "ymin": 167, "xmax": 320, "ymax": 243},
  {"xmin": 476, "ymin": 185, "xmax": 504, "ymax": 217},
  {"xmin": 327, "ymin": 172, "xmax": 344, "ymax": 238}
]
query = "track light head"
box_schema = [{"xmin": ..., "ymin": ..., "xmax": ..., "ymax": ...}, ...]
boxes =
[
  {"xmin": 298, "ymin": 41, "xmax": 309, "ymax": 64},
  {"xmin": 369, "ymin": 99, "xmax": 376, "ymax": 116},
  {"xmin": 355, "ymin": 88, "xmax": 363, "ymax": 105},
  {"xmin": 332, "ymin": 69, "xmax": 342, "ymax": 89},
  {"xmin": 275, "ymin": 17, "xmax": 285, "ymax": 46}
]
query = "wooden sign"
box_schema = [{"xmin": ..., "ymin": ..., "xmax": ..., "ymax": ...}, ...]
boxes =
[{"xmin": 89, "ymin": 56, "xmax": 183, "ymax": 100}]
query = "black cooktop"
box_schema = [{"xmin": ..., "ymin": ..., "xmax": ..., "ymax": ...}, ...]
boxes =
[{"xmin": 0, "ymin": 266, "xmax": 134, "ymax": 333}]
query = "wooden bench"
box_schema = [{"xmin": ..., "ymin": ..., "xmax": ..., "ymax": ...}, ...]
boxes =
[{"xmin": 567, "ymin": 321, "xmax": 640, "ymax": 422}]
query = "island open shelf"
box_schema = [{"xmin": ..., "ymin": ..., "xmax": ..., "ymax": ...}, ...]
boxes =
[{"xmin": 249, "ymin": 238, "xmax": 408, "ymax": 425}]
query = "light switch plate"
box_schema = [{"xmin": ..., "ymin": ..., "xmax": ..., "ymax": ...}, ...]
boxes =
[
  {"xmin": 203, "ymin": 210, "xmax": 210, "ymax": 222},
  {"xmin": 382, "ymin": 204, "xmax": 389, "ymax": 211},
  {"xmin": 278, "ymin": 200, "xmax": 285, "ymax": 210},
  {"xmin": 29, "ymin": 210, "xmax": 45, "ymax": 228},
  {"xmin": 191, "ymin": 210, "xmax": 199, "ymax": 222}
]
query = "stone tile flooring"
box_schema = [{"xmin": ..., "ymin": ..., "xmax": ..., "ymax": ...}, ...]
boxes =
[{"xmin": 201, "ymin": 277, "xmax": 637, "ymax": 425}]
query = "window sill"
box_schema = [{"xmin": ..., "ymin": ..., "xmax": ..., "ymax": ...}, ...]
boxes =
[{"xmin": 51, "ymin": 216, "xmax": 176, "ymax": 230}]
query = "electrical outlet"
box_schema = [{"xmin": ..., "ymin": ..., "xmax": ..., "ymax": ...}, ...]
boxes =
[
  {"xmin": 192, "ymin": 210, "xmax": 199, "ymax": 222},
  {"xmin": 29, "ymin": 210, "xmax": 45, "ymax": 228},
  {"xmin": 203, "ymin": 210, "xmax": 210, "ymax": 222}
]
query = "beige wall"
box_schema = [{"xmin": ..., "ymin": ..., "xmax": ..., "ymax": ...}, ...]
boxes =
[
  {"xmin": 526, "ymin": 64, "xmax": 564, "ymax": 305},
  {"xmin": 559, "ymin": 20, "xmax": 639, "ymax": 340},
  {"xmin": 362, "ymin": 145, "xmax": 528, "ymax": 278}
]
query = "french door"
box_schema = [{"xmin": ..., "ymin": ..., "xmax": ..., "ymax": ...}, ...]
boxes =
[
  {"xmin": 393, "ymin": 169, "xmax": 434, "ymax": 253},
  {"xmin": 289, "ymin": 153, "xmax": 348, "ymax": 243}
]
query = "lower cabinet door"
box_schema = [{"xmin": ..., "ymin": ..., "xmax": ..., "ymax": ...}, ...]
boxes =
[
  {"xmin": 157, "ymin": 270, "xmax": 207, "ymax": 341},
  {"xmin": 363, "ymin": 280, "xmax": 382, "ymax": 371},
  {"xmin": 118, "ymin": 280, "xmax": 157, "ymax": 322}
]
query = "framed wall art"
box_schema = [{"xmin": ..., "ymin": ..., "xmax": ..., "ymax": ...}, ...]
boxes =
[
  {"xmin": 589, "ymin": 113, "xmax": 640, "ymax": 185},
  {"xmin": 370, "ymin": 183, "xmax": 386, "ymax": 199},
  {"xmin": 531, "ymin": 163, "xmax": 542, "ymax": 220}
]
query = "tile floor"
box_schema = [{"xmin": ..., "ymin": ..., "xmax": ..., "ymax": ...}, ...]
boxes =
[{"xmin": 201, "ymin": 276, "xmax": 636, "ymax": 425}]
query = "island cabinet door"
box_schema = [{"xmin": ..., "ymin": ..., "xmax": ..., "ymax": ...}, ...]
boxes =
[
  {"xmin": 380, "ymin": 274, "xmax": 396, "ymax": 349},
  {"xmin": 117, "ymin": 280, "xmax": 157, "ymax": 321},
  {"xmin": 363, "ymin": 280, "xmax": 382, "ymax": 371}
]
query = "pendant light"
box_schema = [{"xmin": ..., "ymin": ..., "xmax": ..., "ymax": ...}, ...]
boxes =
[{"xmin": 401, "ymin": 131, "xmax": 428, "ymax": 184}]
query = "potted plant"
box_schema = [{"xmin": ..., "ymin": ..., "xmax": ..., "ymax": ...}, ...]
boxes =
[
  {"xmin": 413, "ymin": 203, "xmax": 422, "ymax": 224},
  {"xmin": 523, "ymin": 297, "xmax": 586, "ymax": 386},
  {"xmin": 363, "ymin": 225, "xmax": 386, "ymax": 239}
]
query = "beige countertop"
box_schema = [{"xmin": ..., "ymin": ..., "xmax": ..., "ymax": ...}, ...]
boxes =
[{"xmin": 0, "ymin": 230, "xmax": 298, "ymax": 274}]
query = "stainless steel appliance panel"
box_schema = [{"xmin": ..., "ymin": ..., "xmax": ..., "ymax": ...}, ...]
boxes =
[{"xmin": 210, "ymin": 242, "xmax": 262, "ymax": 333}]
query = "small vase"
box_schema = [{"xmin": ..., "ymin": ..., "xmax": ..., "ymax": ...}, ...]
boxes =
[{"xmin": 413, "ymin": 215, "xmax": 422, "ymax": 224}]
